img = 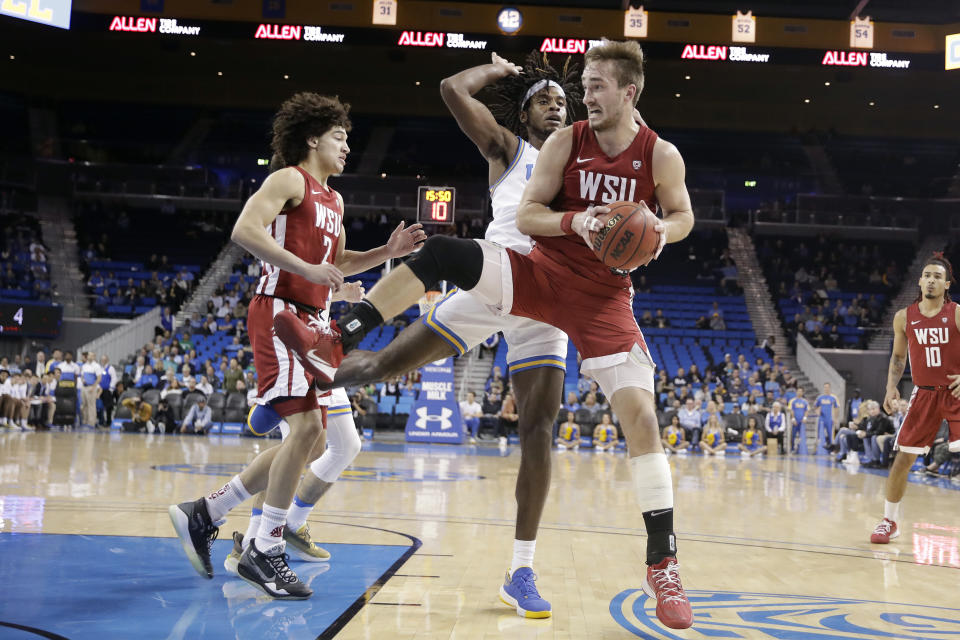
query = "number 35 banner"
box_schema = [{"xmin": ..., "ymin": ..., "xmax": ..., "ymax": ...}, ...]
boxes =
[{"xmin": 623, "ymin": 5, "xmax": 648, "ymax": 39}]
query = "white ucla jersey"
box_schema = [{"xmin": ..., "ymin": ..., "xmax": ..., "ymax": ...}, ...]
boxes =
[{"xmin": 486, "ymin": 137, "xmax": 539, "ymax": 255}]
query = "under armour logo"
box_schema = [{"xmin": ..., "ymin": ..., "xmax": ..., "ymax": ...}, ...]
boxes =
[{"xmin": 415, "ymin": 406, "xmax": 453, "ymax": 430}]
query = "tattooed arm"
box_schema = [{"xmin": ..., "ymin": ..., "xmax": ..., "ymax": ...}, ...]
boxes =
[{"xmin": 883, "ymin": 308, "xmax": 907, "ymax": 414}]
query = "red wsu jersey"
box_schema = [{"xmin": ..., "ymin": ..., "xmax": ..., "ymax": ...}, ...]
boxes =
[
  {"xmin": 531, "ymin": 120, "xmax": 658, "ymax": 292},
  {"xmin": 255, "ymin": 166, "xmax": 343, "ymax": 309},
  {"xmin": 906, "ymin": 301, "xmax": 960, "ymax": 387}
]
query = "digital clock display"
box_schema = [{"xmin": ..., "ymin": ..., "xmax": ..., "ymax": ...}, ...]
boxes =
[{"xmin": 417, "ymin": 186, "xmax": 456, "ymax": 224}]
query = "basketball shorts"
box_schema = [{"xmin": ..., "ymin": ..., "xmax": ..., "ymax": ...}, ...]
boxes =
[
  {"xmin": 896, "ymin": 386, "xmax": 960, "ymax": 455},
  {"xmin": 467, "ymin": 240, "xmax": 654, "ymax": 399},
  {"xmin": 423, "ymin": 288, "xmax": 567, "ymax": 375},
  {"xmin": 249, "ymin": 294, "xmax": 329, "ymax": 417}
]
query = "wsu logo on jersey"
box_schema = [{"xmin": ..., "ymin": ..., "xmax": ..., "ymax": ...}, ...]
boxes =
[
  {"xmin": 314, "ymin": 202, "xmax": 343, "ymax": 237},
  {"xmin": 415, "ymin": 406, "xmax": 454, "ymax": 430},
  {"xmin": 579, "ymin": 170, "xmax": 638, "ymax": 204},
  {"xmin": 914, "ymin": 327, "xmax": 949, "ymax": 345}
]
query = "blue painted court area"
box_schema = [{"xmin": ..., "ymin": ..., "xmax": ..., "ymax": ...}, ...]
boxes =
[{"xmin": 0, "ymin": 532, "xmax": 412, "ymax": 640}]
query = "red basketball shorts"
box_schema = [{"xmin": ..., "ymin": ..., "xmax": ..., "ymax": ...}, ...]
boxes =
[
  {"xmin": 248, "ymin": 294, "xmax": 327, "ymax": 419},
  {"xmin": 896, "ymin": 385, "xmax": 960, "ymax": 454}
]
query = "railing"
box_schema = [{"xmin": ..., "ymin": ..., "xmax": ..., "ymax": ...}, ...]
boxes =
[
  {"xmin": 796, "ymin": 333, "xmax": 846, "ymax": 416},
  {"xmin": 79, "ymin": 307, "xmax": 160, "ymax": 365}
]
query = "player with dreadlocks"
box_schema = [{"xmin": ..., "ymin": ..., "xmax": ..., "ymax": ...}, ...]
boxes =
[
  {"xmin": 271, "ymin": 52, "xmax": 580, "ymax": 617},
  {"xmin": 872, "ymin": 252, "xmax": 960, "ymax": 543}
]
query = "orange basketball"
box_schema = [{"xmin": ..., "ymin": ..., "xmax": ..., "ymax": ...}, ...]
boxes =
[{"xmin": 589, "ymin": 201, "xmax": 660, "ymax": 271}]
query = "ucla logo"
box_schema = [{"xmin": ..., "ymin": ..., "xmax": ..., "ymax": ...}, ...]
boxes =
[
  {"xmin": 415, "ymin": 406, "xmax": 453, "ymax": 430},
  {"xmin": 610, "ymin": 589, "xmax": 960, "ymax": 639}
]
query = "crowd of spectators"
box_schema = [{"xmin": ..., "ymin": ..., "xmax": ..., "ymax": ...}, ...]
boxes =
[
  {"xmin": 756, "ymin": 235, "xmax": 913, "ymax": 349},
  {"xmin": 0, "ymin": 213, "xmax": 53, "ymax": 301}
]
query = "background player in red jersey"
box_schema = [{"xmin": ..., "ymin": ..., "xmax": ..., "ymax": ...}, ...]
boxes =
[
  {"xmin": 872, "ymin": 253, "xmax": 960, "ymax": 544},
  {"xmin": 278, "ymin": 40, "xmax": 696, "ymax": 630},
  {"xmin": 169, "ymin": 93, "xmax": 425, "ymax": 599}
]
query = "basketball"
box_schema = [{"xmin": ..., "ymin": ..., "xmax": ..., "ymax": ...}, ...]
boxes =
[{"xmin": 589, "ymin": 201, "xmax": 660, "ymax": 271}]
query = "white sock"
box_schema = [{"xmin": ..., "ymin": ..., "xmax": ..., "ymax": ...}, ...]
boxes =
[
  {"xmin": 884, "ymin": 500, "xmax": 901, "ymax": 522},
  {"xmin": 204, "ymin": 475, "xmax": 251, "ymax": 523},
  {"xmin": 255, "ymin": 503, "xmax": 288, "ymax": 552},
  {"xmin": 511, "ymin": 539, "xmax": 536, "ymax": 574},
  {"xmin": 286, "ymin": 494, "xmax": 314, "ymax": 533},
  {"xmin": 629, "ymin": 453, "xmax": 674, "ymax": 512},
  {"xmin": 243, "ymin": 509, "xmax": 262, "ymax": 550}
]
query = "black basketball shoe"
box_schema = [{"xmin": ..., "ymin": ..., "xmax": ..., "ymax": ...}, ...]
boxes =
[
  {"xmin": 237, "ymin": 540, "xmax": 313, "ymax": 600},
  {"xmin": 168, "ymin": 497, "xmax": 219, "ymax": 579}
]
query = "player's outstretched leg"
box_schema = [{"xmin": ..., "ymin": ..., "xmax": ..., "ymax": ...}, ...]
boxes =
[
  {"xmin": 498, "ymin": 366, "xmax": 563, "ymax": 619},
  {"xmin": 275, "ymin": 236, "xmax": 487, "ymax": 380}
]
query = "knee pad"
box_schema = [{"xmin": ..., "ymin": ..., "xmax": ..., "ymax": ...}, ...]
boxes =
[
  {"xmin": 403, "ymin": 235, "xmax": 483, "ymax": 291},
  {"xmin": 309, "ymin": 411, "xmax": 362, "ymax": 482},
  {"xmin": 247, "ymin": 403, "xmax": 283, "ymax": 436}
]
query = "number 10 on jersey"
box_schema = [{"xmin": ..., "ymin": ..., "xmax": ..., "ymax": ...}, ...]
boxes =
[
  {"xmin": 925, "ymin": 346, "xmax": 941, "ymax": 367},
  {"xmin": 417, "ymin": 186, "xmax": 456, "ymax": 225}
]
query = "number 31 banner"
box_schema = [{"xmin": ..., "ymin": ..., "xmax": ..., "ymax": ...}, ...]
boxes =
[{"xmin": 372, "ymin": 0, "xmax": 396, "ymax": 26}]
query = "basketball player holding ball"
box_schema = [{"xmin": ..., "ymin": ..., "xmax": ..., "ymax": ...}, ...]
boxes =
[{"xmin": 274, "ymin": 40, "xmax": 696, "ymax": 629}]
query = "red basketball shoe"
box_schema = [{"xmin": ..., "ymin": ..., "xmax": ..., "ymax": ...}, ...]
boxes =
[
  {"xmin": 273, "ymin": 311, "xmax": 344, "ymax": 385},
  {"xmin": 642, "ymin": 557, "xmax": 693, "ymax": 630},
  {"xmin": 870, "ymin": 518, "xmax": 899, "ymax": 544}
]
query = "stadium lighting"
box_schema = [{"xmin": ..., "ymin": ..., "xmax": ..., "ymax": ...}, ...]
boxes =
[
  {"xmin": 684, "ymin": 75, "xmax": 690, "ymax": 80},
  {"xmin": 869, "ymin": 101, "xmax": 875, "ymax": 106},
  {"xmin": 803, "ymin": 98, "xmax": 810, "ymax": 103},
  {"xmin": 675, "ymin": 93, "xmax": 681, "ymax": 97},
  {"xmin": 824, "ymin": 81, "xmax": 830, "ymax": 86},
  {"xmin": 8, "ymin": 55, "xmax": 13, "ymax": 60},
  {"xmin": 217, "ymin": 71, "xmax": 223, "ymax": 76},
  {"xmin": 190, "ymin": 51, "xmax": 196, "ymax": 56},
  {"xmin": 415, "ymin": 81, "xmax": 421, "ymax": 85},
  {"xmin": 934, "ymin": 104, "xmax": 940, "ymax": 109},
  {"xmin": 283, "ymin": 74, "xmax": 289, "ymax": 79}
]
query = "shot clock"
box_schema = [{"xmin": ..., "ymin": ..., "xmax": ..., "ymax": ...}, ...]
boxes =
[{"xmin": 416, "ymin": 187, "xmax": 456, "ymax": 225}]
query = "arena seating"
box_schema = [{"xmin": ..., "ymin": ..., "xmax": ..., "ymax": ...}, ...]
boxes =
[
  {"xmin": 0, "ymin": 211, "xmax": 52, "ymax": 302},
  {"xmin": 825, "ymin": 135, "xmax": 959, "ymax": 198},
  {"xmin": 756, "ymin": 235, "xmax": 915, "ymax": 348}
]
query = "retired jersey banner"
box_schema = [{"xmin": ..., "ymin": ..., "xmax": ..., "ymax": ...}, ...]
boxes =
[{"xmin": 405, "ymin": 357, "xmax": 464, "ymax": 444}]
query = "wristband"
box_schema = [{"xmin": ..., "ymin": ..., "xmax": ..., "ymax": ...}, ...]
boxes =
[{"xmin": 560, "ymin": 212, "xmax": 576, "ymax": 235}]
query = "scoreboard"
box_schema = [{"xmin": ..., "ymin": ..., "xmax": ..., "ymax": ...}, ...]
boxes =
[{"xmin": 417, "ymin": 187, "xmax": 455, "ymax": 225}]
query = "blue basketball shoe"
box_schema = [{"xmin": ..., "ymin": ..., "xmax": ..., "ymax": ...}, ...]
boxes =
[{"xmin": 499, "ymin": 567, "xmax": 552, "ymax": 618}]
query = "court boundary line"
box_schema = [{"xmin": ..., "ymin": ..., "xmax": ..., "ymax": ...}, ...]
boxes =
[{"xmin": 312, "ymin": 521, "xmax": 422, "ymax": 640}]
